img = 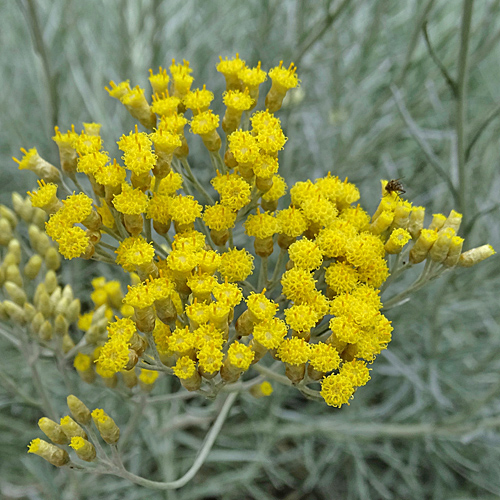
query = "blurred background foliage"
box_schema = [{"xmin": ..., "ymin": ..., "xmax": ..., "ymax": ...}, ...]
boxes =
[{"xmin": 1, "ymin": 0, "xmax": 500, "ymax": 498}]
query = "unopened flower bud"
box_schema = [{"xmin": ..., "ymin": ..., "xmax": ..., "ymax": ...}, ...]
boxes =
[
  {"xmin": 45, "ymin": 270, "xmax": 58, "ymax": 294},
  {"xmin": 27, "ymin": 438, "xmax": 69, "ymax": 467},
  {"xmin": 67, "ymin": 395, "xmax": 92, "ymax": 425},
  {"xmin": 29, "ymin": 224, "xmax": 51, "ymax": 255},
  {"xmin": 441, "ymin": 209, "xmax": 462, "ymax": 233},
  {"xmin": 5, "ymin": 264, "xmax": 23, "ymax": 287},
  {"xmin": 91, "ymin": 409, "xmax": 120, "ymax": 444},
  {"xmin": 0, "ymin": 205, "xmax": 18, "ymax": 228},
  {"xmin": 32, "ymin": 208, "xmax": 48, "ymax": 229},
  {"xmin": 54, "ymin": 314, "xmax": 69, "ymax": 336},
  {"xmin": 24, "ymin": 254, "xmax": 43, "ymax": 279},
  {"xmin": 0, "ymin": 219, "xmax": 13, "ymax": 245},
  {"xmin": 428, "ymin": 213, "xmax": 446, "ymax": 231},
  {"xmin": 59, "ymin": 415, "xmax": 87, "ymax": 439},
  {"xmin": 3, "ymin": 300, "xmax": 26, "ymax": 324},
  {"xmin": 39, "ymin": 320, "xmax": 53, "ymax": 341},
  {"xmin": 4, "ymin": 281, "xmax": 28, "ymax": 306},
  {"xmin": 12, "ymin": 192, "xmax": 34, "ymax": 222},
  {"xmin": 66, "ymin": 299, "xmax": 81, "ymax": 324},
  {"xmin": 38, "ymin": 417, "xmax": 69, "ymax": 445},
  {"xmin": 23, "ymin": 302, "xmax": 37, "ymax": 322},
  {"xmin": 70, "ymin": 437, "xmax": 96, "ymax": 461},
  {"xmin": 31, "ymin": 311, "xmax": 45, "ymax": 335},
  {"xmin": 44, "ymin": 247, "xmax": 61, "ymax": 271}
]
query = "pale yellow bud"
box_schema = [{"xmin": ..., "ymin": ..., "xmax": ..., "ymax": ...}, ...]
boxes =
[
  {"xmin": 24, "ymin": 254, "xmax": 43, "ymax": 279},
  {"xmin": 67, "ymin": 395, "xmax": 92, "ymax": 425},
  {"xmin": 0, "ymin": 219, "xmax": 14, "ymax": 245},
  {"xmin": 44, "ymin": 247, "xmax": 61, "ymax": 271},
  {"xmin": 5, "ymin": 264, "xmax": 22, "ymax": 287},
  {"xmin": 3, "ymin": 300, "xmax": 26, "ymax": 324},
  {"xmin": 3, "ymin": 281, "xmax": 27, "ymax": 306},
  {"xmin": 69, "ymin": 437, "xmax": 96, "ymax": 462},
  {"xmin": 91, "ymin": 409, "xmax": 120, "ymax": 444},
  {"xmin": 39, "ymin": 320, "xmax": 53, "ymax": 341},
  {"xmin": 29, "ymin": 225, "xmax": 51, "ymax": 255},
  {"xmin": 54, "ymin": 314, "xmax": 69, "ymax": 336},
  {"xmin": 443, "ymin": 236, "xmax": 464, "ymax": 267},
  {"xmin": 27, "ymin": 438, "xmax": 70, "ymax": 467},
  {"xmin": 38, "ymin": 417, "xmax": 69, "ymax": 445},
  {"xmin": 249, "ymin": 381, "xmax": 273, "ymax": 398},
  {"xmin": 36, "ymin": 291, "xmax": 52, "ymax": 318},
  {"xmin": 59, "ymin": 415, "xmax": 87, "ymax": 440},
  {"xmin": 23, "ymin": 302, "xmax": 37, "ymax": 323},
  {"xmin": 31, "ymin": 311, "xmax": 45, "ymax": 335},
  {"xmin": 428, "ymin": 213, "xmax": 446, "ymax": 231},
  {"xmin": 45, "ymin": 270, "xmax": 58, "ymax": 294},
  {"xmin": 54, "ymin": 297, "xmax": 70, "ymax": 318},
  {"xmin": 66, "ymin": 299, "xmax": 81, "ymax": 324},
  {"xmin": 0, "ymin": 205, "xmax": 18, "ymax": 228},
  {"xmin": 62, "ymin": 333, "xmax": 75, "ymax": 353},
  {"xmin": 12, "ymin": 192, "xmax": 33, "ymax": 222},
  {"xmin": 32, "ymin": 207, "xmax": 47, "ymax": 229},
  {"xmin": 7, "ymin": 239, "xmax": 21, "ymax": 263},
  {"xmin": 441, "ymin": 210, "xmax": 462, "ymax": 233},
  {"xmin": 370, "ymin": 210, "xmax": 394, "ymax": 235}
]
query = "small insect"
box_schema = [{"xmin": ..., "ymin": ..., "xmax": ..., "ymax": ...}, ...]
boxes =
[{"xmin": 385, "ymin": 178, "xmax": 406, "ymax": 197}]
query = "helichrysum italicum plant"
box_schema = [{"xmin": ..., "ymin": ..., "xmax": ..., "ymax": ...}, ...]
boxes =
[{"xmin": 3, "ymin": 53, "xmax": 494, "ymax": 487}]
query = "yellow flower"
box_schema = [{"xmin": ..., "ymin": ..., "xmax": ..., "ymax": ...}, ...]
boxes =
[{"xmin": 218, "ymin": 248, "xmax": 254, "ymax": 282}]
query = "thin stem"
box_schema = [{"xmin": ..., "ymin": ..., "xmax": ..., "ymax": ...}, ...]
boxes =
[
  {"xmin": 105, "ymin": 392, "xmax": 238, "ymax": 490},
  {"xmin": 268, "ymin": 248, "xmax": 287, "ymax": 291},
  {"xmin": 28, "ymin": 346, "xmax": 58, "ymax": 421},
  {"xmin": 257, "ymin": 256, "xmax": 268, "ymax": 292},
  {"xmin": 119, "ymin": 394, "xmax": 147, "ymax": 450},
  {"xmin": 0, "ymin": 364, "xmax": 42, "ymax": 408},
  {"xmin": 456, "ymin": 0, "xmax": 474, "ymax": 226}
]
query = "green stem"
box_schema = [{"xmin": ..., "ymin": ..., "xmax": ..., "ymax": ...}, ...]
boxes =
[
  {"xmin": 257, "ymin": 256, "xmax": 268, "ymax": 291},
  {"xmin": 456, "ymin": 0, "xmax": 474, "ymax": 227},
  {"xmin": 102, "ymin": 392, "xmax": 238, "ymax": 490}
]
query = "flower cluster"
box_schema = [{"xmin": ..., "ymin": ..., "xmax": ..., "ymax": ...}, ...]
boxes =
[{"xmin": 10, "ymin": 54, "xmax": 495, "ymax": 428}]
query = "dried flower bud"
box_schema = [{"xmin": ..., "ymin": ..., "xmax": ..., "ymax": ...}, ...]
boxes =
[{"xmin": 67, "ymin": 395, "xmax": 92, "ymax": 425}]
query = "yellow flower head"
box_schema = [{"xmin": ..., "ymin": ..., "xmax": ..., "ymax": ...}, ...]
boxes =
[
  {"xmin": 184, "ymin": 85, "xmax": 215, "ymax": 113},
  {"xmin": 124, "ymin": 281, "xmax": 156, "ymax": 309},
  {"xmin": 252, "ymin": 317, "xmax": 287, "ymax": 349},
  {"xmin": 148, "ymin": 67, "xmax": 170, "ymax": 96},
  {"xmin": 151, "ymin": 92, "xmax": 181, "ymax": 116},
  {"xmin": 238, "ymin": 62, "xmax": 267, "ymax": 89},
  {"xmin": 173, "ymin": 355, "xmax": 196, "ymax": 379},
  {"xmin": 138, "ymin": 369, "xmax": 159, "ymax": 385},
  {"xmin": 112, "ymin": 183, "xmax": 149, "ymax": 215},
  {"xmin": 281, "ymin": 267, "xmax": 317, "ymax": 303},
  {"xmin": 77, "ymin": 151, "xmax": 109, "ymax": 176},
  {"xmin": 268, "ymin": 61, "xmax": 299, "ymax": 91},
  {"xmin": 244, "ymin": 211, "xmax": 280, "ymax": 239},
  {"xmin": 122, "ymin": 148, "xmax": 157, "ymax": 176},
  {"xmin": 190, "ymin": 110, "xmax": 220, "ymax": 136},
  {"xmin": 227, "ymin": 341, "xmax": 254, "ymax": 370},
  {"xmin": 150, "ymin": 128, "xmax": 182, "ymax": 154},
  {"xmin": 203, "ymin": 203, "xmax": 237, "ymax": 232},
  {"xmin": 117, "ymin": 127, "xmax": 152, "ymax": 152},
  {"xmin": 168, "ymin": 194, "xmax": 202, "ymax": 226},
  {"xmin": 309, "ymin": 342, "xmax": 341, "ymax": 373},
  {"xmin": 168, "ymin": 326, "xmax": 195, "ymax": 355},
  {"xmin": 284, "ymin": 304, "xmax": 320, "ymax": 333},
  {"xmin": 228, "ymin": 130, "xmax": 259, "ymax": 165},
  {"xmin": 277, "ymin": 337, "xmax": 310, "ymax": 365},
  {"xmin": 93, "ymin": 159, "xmax": 127, "ymax": 187},
  {"xmin": 156, "ymin": 171, "xmax": 184, "ymax": 195},
  {"xmin": 218, "ymin": 248, "xmax": 254, "ymax": 282},
  {"xmin": 288, "ymin": 238, "xmax": 323, "ymax": 271},
  {"xmin": 28, "ymin": 180, "xmax": 59, "ymax": 210},
  {"xmin": 223, "ymin": 88, "xmax": 254, "ymax": 111},
  {"xmin": 211, "ymin": 172, "xmax": 251, "ymax": 211},
  {"xmin": 115, "ymin": 236, "xmax": 155, "ymax": 270},
  {"xmin": 212, "ymin": 281, "xmax": 242, "ymax": 308},
  {"xmin": 197, "ymin": 343, "xmax": 224, "ymax": 374},
  {"xmin": 320, "ymin": 373, "xmax": 355, "ymax": 408},
  {"xmin": 246, "ymin": 291, "xmax": 278, "ymax": 321}
]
